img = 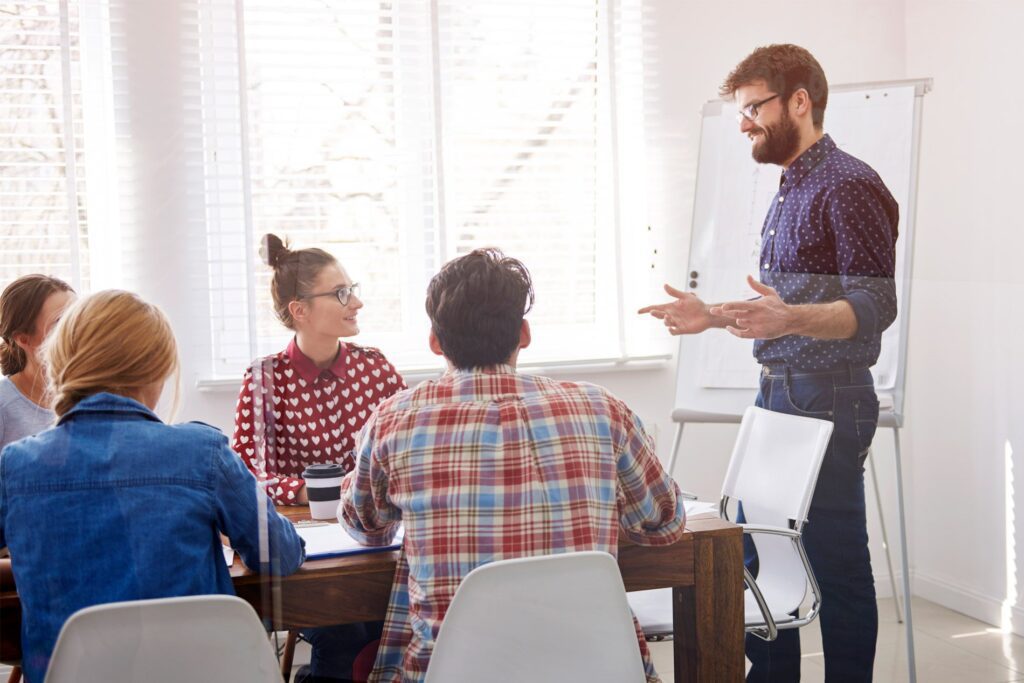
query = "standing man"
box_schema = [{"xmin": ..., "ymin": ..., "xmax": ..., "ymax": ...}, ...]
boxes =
[{"xmin": 640, "ymin": 44, "xmax": 897, "ymax": 682}]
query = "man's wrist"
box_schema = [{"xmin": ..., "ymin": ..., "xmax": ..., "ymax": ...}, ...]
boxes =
[
  {"xmin": 704, "ymin": 304, "xmax": 732, "ymax": 329},
  {"xmin": 783, "ymin": 303, "xmax": 804, "ymax": 336}
]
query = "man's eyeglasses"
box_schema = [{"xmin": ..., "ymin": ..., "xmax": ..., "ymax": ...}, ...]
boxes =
[
  {"xmin": 736, "ymin": 94, "xmax": 780, "ymax": 124},
  {"xmin": 303, "ymin": 283, "xmax": 361, "ymax": 306}
]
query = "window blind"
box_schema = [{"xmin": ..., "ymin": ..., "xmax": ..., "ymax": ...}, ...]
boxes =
[
  {"xmin": 201, "ymin": 0, "xmax": 657, "ymax": 376},
  {"xmin": 0, "ymin": 0, "xmax": 89, "ymax": 290},
  {"xmin": 202, "ymin": 0, "xmax": 437, "ymax": 374}
]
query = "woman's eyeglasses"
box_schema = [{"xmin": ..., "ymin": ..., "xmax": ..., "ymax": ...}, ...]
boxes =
[{"xmin": 303, "ymin": 283, "xmax": 360, "ymax": 306}]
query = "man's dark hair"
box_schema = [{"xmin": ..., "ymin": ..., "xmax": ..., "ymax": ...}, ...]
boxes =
[
  {"xmin": 425, "ymin": 248, "xmax": 534, "ymax": 369},
  {"xmin": 720, "ymin": 44, "xmax": 829, "ymax": 129}
]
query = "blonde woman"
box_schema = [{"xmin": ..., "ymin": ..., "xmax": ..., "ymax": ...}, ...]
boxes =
[
  {"xmin": 0, "ymin": 274, "xmax": 75, "ymax": 451},
  {"xmin": 0, "ymin": 290, "xmax": 304, "ymax": 683}
]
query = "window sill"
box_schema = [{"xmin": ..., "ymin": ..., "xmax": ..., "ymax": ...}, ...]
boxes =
[{"xmin": 194, "ymin": 354, "xmax": 672, "ymax": 392}]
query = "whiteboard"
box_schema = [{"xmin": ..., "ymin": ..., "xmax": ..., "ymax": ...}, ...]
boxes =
[{"xmin": 672, "ymin": 79, "xmax": 931, "ymax": 427}]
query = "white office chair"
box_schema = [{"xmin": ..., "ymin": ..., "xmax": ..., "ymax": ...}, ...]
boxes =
[
  {"xmin": 424, "ymin": 551, "xmax": 647, "ymax": 683},
  {"xmin": 44, "ymin": 595, "xmax": 282, "ymax": 683},
  {"xmin": 629, "ymin": 405, "xmax": 833, "ymax": 642}
]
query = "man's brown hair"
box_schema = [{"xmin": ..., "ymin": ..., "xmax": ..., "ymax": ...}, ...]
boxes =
[
  {"xmin": 425, "ymin": 248, "xmax": 534, "ymax": 369},
  {"xmin": 720, "ymin": 44, "xmax": 829, "ymax": 129}
]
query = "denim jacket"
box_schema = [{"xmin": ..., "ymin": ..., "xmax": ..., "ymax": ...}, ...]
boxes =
[{"xmin": 0, "ymin": 392, "xmax": 305, "ymax": 683}]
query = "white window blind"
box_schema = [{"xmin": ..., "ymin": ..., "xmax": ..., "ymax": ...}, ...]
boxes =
[
  {"xmin": 0, "ymin": 0, "xmax": 89, "ymax": 290},
  {"xmin": 202, "ymin": 0, "xmax": 437, "ymax": 374},
  {"xmin": 202, "ymin": 0, "xmax": 657, "ymax": 377},
  {"xmin": 435, "ymin": 0, "xmax": 617, "ymax": 362}
]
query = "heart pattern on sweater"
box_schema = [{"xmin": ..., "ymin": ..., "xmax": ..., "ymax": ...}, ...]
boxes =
[{"xmin": 232, "ymin": 346, "xmax": 407, "ymax": 505}]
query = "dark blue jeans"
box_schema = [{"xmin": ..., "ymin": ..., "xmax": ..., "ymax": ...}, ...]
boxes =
[
  {"xmin": 300, "ymin": 621, "xmax": 384, "ymax": 681},
  {"xmin": 742, "ymin": 365, "xmax": 879, "ymax": 682}
]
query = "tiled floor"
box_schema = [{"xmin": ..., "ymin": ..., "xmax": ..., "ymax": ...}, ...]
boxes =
[
  {"xmin": 647, "ymin": 597, "xmax": 1024, "ymax": 682},
  {"xmin": 4, "ymin": 597, "xmax": 1023, "ymax": 681}
]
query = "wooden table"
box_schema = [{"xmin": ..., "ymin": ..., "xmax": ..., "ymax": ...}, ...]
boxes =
[
  {"xmin": 0, "ymin": 511, "xmax": 743, "ymax": 682},
  {"xmin": 232, "ymin": 508, "xmax": 744, "ymax": 682}
]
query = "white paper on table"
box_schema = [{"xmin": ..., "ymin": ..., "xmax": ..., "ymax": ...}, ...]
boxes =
[
  {"xmin": 296, "ymin": 523, "xmax": 404, "ymax": 560},
  {"xmin": 222, "ymin": 545, "xmax": 234, "ymax": 566},
  {"xmin": 683, "ymin": 500, "xmax": 719, "ymax": 518}
]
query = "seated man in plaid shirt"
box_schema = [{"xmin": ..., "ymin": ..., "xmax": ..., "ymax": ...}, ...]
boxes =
[{"xmin": 338, "ymin": 248, "xmax": 687, "ymax": 683}]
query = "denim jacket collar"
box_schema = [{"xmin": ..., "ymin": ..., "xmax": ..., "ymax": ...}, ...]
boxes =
[{"xmin": 58, "ymin": 392, "xmax": 162, "ymax": 425}]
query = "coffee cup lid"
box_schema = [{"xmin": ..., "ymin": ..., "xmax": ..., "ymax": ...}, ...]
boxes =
[{"xmin": 302, "ymin": 463, "xmax": 344, "ymax": 479}]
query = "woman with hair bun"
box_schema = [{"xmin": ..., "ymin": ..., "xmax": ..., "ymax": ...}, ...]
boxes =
[
  {"xmin": 233, "ymin": 234, "xmax": 404, "ymax": 682},
  {"xmin": 0, "ymin": 290, "xmax": 304, "ymax": 683},
  {"xmin": 0, "ymin": 274, "xmax": 74, "ymax": 451}
]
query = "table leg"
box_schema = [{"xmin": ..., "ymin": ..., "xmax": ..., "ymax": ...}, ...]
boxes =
[{"xmin": 672, "ymin": 531, "xmax": 744, "ymax": 682}]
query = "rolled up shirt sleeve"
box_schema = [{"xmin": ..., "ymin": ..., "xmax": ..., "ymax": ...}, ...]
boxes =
[{"xmin": 828, "ymin": 178, "xmax": 899, "ymax": 342}]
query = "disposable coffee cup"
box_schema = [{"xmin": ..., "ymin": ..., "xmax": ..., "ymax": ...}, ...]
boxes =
[{"xmin": 302, "ymin": 463, "xmax": 344, "ymax": 520}]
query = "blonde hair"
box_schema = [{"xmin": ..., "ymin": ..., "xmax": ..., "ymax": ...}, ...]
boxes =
[{"xmin": 43, "ymin": 290, "xmax": 180, "ymax": 418}]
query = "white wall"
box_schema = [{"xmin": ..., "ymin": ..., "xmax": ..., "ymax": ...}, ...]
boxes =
[{"xmin": 903, "ymin": 0, "xmax": 1024, "ymax": 631}]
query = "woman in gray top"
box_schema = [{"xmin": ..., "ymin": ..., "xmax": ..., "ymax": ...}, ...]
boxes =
[{"xmin": 0, "ymin": 275, "xmax": 75, "ymax": 450}]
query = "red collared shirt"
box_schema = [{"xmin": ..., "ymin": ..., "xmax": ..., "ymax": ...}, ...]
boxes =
[{"xmin": 232, "ymin": 338, "xmax": 406, "ymax": 505}]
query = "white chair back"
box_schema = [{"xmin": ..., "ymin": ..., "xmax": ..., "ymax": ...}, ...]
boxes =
[
  {"xmin": 45, "ymin": 595, "xmax": 281, "ymax": 683},
  {"xmin": 722, "ymin": 406, "xmax": 833, "ymax": 529},
  {"xmin": 724, "ymin": 406, "xmax": 832, "ymax": 629},
  {"xmin": 630, "ymin": 405, "xmax": 833, "ymax": 638},
  {"xmin": 424, "ymin": 551, "xmax": 646, "ymax": 683}
]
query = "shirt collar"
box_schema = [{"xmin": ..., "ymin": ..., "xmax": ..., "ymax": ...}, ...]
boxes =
[
  {"xmin": 58, "ymin": 392, "xmax": 162, "ymax": 425},
  {"xmin": 285, "ymin": 337, "xmax": 348, "ymax": 384},
  {"xmin": 449, "ymin": 364, "xmax": 517, "ymax": 377},
  {"xmin": 781, "ymin": 133, "xmax": 836, "ymax": 190}
]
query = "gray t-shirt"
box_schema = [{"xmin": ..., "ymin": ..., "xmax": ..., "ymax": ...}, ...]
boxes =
[{"xmin": 0, "ymin": 377, "xmax": 55, "ymax": 452}]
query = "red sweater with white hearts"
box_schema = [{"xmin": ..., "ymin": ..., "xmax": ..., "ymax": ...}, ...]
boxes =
[{"xmin": 231, "ymin": 338, "xmax": 406, "ymax": 505}]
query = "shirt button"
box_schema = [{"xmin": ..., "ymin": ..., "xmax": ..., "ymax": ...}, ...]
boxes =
[
  {"xmin": 769, "ymin": 230, "xmax": 776, "ymax": 236},
  {"xmin": 778, "ymin": 196, "xmax": 785, "ymax": 203},
  {"xmin": 763, "ymin": 263, "xmax": 770, "ymax": 269}
]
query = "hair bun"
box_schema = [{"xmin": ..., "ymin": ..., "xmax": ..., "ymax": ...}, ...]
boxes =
[{"xmin": 260, "ymin": 234, "xmax": 290, "ymax": 269}]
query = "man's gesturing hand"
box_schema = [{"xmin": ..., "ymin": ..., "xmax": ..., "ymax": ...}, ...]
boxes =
[
  {"xmin": 709, "ymin": 275, "xmax": 792, "ymax": 340},
  {"xmin": 638, "ymin": 284, "xmax": 717, "ymax": 335}
]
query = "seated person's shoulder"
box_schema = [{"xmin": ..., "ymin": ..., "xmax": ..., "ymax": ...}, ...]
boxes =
[
  {"xmin": 240, "ymin": 350, "xmax": 288, "ymax": 379},
  {"xmin": 172, "ymin": 420, "xmax": 230, "ymax": 447},
  {"xmin": 526, "ymin": 374, "xmax": 629, "ymax": 414},
  {"xmin": 546, "ymin": 376, "xmax": 618, "ymax": 403},
  {"xmin": 345, "ymin": 342, "xmax": 390, "ymax": 363}
]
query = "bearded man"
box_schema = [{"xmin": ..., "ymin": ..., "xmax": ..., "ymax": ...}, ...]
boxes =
[{"xmin": 640, "ymin": 44, "xmax": 899, "ymax": 682}]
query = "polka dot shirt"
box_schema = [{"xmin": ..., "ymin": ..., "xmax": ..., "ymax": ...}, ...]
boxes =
[
  {"xmin": 754, "ymin": 134, "xmax": 899, "ymax": 370},
  {"xmin": 231, "ymin": 338, "xmax": 406, "ymax": 505}
]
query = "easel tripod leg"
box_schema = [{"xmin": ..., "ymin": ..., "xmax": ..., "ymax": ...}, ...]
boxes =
[
  {"xmin": 893, "ymin": 426, "xmax": 917, "ymax": 682},
  {"xmin": 868, "ymin": 448, "xmax": 904, "ymax": 624}
]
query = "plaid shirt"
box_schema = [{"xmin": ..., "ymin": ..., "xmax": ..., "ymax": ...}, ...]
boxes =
[{"xmin": 339, "ymin": 365, "xmax": 686, "ymax": 683}]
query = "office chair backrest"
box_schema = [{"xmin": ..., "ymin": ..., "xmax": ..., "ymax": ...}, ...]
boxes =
[
  {"xmin": 424, "ymin": 551, "xmax": 646, "ymax": 683},
  {"xmin": 45, "ymin": 595, "xmax": 281, "ymax": 683},
  {"xmin": 722, "ymin": 406, "xmax": 833, "ymax": 529}
]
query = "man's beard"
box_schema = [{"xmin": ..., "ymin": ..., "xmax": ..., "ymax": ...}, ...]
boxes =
[{"xmin": 750, "ymin": 110, "xmax": 800, "ymax": 165}]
